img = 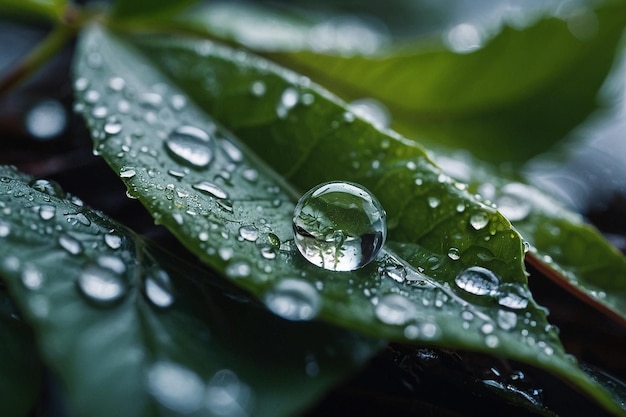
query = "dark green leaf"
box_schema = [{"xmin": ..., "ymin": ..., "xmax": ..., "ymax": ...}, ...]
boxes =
[
  {"xmin": 74, "ymin": 26, "xmax": 625, "ymax": 415},
  {"xmin": 0, "ymin": 285, "xmax": 42, "ymax": 417},
  {"xmin": 183, "ymin": 1, "xmax": 626, "ymax": 163},
  {"xmin": 111, "ymin": 0, "xmax": 200, "ymax": 20},
  {"xmin": 0, "ymin": 165, "xmax": 381, "ymax": 417}
]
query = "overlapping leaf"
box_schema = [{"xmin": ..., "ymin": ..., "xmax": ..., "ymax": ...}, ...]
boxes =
[
  {"xmin": 73, "ymin": 26, "xmax": 626, "ymax": 415},
  {"xmin": 0, "ymin": 165, "xmax": 381, "ymax": 417}
]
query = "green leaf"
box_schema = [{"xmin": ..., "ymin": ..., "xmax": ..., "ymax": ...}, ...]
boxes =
[
  {"xmin": 0, "ymin": 285, "xmax": 42, "ymax": 417},
  {"xmin": 0, "ymin": 0, "xmax": 66, "ymax": 20},
  {"xmin": 111, "ymin": 0, "xmax": 201, "ymax": 20},
  {"xmin": 183, "ymin": 1, "xmax": 626, "ymax": 163},
  {"xmin": 74, "ymin": 26, "xmax": 625, "ymax": 415},
  {"xmin": 0, "ymin": 165, "xmax": 381, "ymax": 417},
  {"xmin": 431, "ymin": 151, "xmax": 626, "ymax": 325}
]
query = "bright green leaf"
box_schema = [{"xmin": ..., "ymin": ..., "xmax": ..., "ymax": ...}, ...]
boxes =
[
  {"xmin": 0, "ymin": 285, "xmax": 42, "ymax": 417},
  {"xmin": 73, "ymin": 26, "xmax": 626, "ymax": 415},
  {"xmin": 0, "ymin": 165, "xmax": 381, "ymax": 417},
  {"xmin": 111, "ymin": 0, "xmax": 201, "ymax": 20},
  {"xmin": 183, "ymin": 1, "xmax": 626, "ymax": 163}
]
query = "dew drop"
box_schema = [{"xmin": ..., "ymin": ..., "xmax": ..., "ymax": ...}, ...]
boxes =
[
  {"xmin": 221, "ymin": 140, "xmax": 243, "ymax": 163},
  {"xmin": 58, "ymin": 234, "xmax": 83, "ymax": 255},
  {"xmin": 241, "ymin": 168, "xmax": 259, "ymax": 182},
  {"xmin": 292, "ymin": 181, "xmax": 386, "ymax": 271},
  {"xmin": 193, "ymin": 181, "xmax": 228, "ymax": 199},
  {"xmin": 165, "ymin": 126, "xmax": 214, "ymax": 168},
  {"xmin": 470, "ymin": 211, "xmax": 490, "ymax": 230},
  {"xmin": 77, "ymin": 260, "xmax": 126, "ymax": 306},
  {"xmin": 485, "ymin": 334, "xmax": 500, "ymax": 348},
  {"xmin": 447, "ymin": 247, "xmax": 461, "ymax": 261},
  {"xmin": 374, "ymin": 294, "xmax": 416, "ymax": 325},
  {"xmin": 428, "ymin": 196, "xmax": 440, "ymax": 208},
  {"xmin": 250, "ymin": 81, "xmax": 266, "ymax": 97},
  {"xmin": 219, "ymin": 247, "xmax": 233, "ymax": 261},
  {"xmin": 206, "ymin": 369, "xmax": 253, "ymax": 417},
  {"xmin": 225, "ymin": 260, "xmax": 251, "ymax": 278},
  {"xmin": 25, "ymin": 99, "xmax": 67, "ymax": 140},
  {"xmin": 29, "ymin": 178, "xmax": 65, "ymax": 198},
  {"xmin": 145, "ymin": 269, "xmax": 174, "ymax": 308},
  {"xmin": 264, "ymin": 279, "xmax": 321, "ymax": 321},
  {"xmin": 0, "ymin": 221, "xmax": 10, "ymax": 237},
  {"xmin": 383, "ymin": 264, "xmax": 406, "ymax": 283},
  {"xmin": 104, "ymin": 118, "xmax": 123, "ymax": 135},
  {"xmin": 104, "ymin": 232, "xmax": 122, "ymax": 249},
  {"xmin": 455, "ymin": 266, "xmax": 499, "ymax": 296},
  {"xmin": 147, "ymin": 361, "xmax": 204, "ymax": 414},
  {"xmin": 497, "ymin": 309, "xmax": 518, "ymax": 331},
  {"xmin": 238, "ymin": 225, "xmax": 258, "ymax": 242},
  {"xmin": 259, "ymin": 245, "xmax": 277, "ymax": 260},
  {"xmin": 348, "ymin": 98, "xmax": 390, "ymax": 129},
  {"xmin": 21, "ymin": 264, "xmax": 45, "ymax": 290},
  {"xmin": 38, "ymin": 204, "xmax": 56, "ymax": 221},
  {"xmin": 120, "ymin": 168, "xmax": 136, "ymax": 179},
  {"xmin": 498, "ymin": 283, "xmax": 529, "ymax": 310}
]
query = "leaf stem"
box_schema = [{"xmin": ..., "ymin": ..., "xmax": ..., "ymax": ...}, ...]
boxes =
[{"xmin": 0, "ymin": 22, "xmax": 77, "ymax": 95}]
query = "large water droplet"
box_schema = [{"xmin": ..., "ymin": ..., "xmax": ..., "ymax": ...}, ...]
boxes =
[
  {"xmin": 238, "ymin": 225, "xmax": 258, "ymax": 242},
  {"xmin": 165, "ymin": 126, "xmax": 214, "ymax": 168},
  {"xmin": 374, "ymin": 294, "xmax": 416, "ymax": 325},
  {"xmin": 470, "ymin": 211, "xmax": 490, "ymax": 230},
  {"xmin": 29, "ymin": 178, "xmax": 65, "ymax": 198},
  {"xmin": 206, "ymin": 369, "xmax": 253, "ymax": 417},
  {"xmin": 77, "ymin": 260, "xmax": 126, "ymax": 306},
  {"xmin": 498, "ymin": 283, "xmax": 529, "ymax": 310},
  {"xmin": 455, "ymin": 266, "xmax": 499, "ymax": 296},
  {"xmin": 145, "ymin": 269, "xmax": 174, "ymax": 308},
  {"xmin": 264, "ymin": 279, "xmax": 321, "ymax": 321},
  {"xmin": 147, "ymin": 361, "xmax": 204, "ymax": 414},
  {"xmin": 292, "ymin": 181, "xmax": 386, "ymax": 271}
]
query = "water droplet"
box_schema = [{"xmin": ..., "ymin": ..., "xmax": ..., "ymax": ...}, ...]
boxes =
[
  {"xmin": 470, "ymin": 211, "xmax": 490, "ymax": 230},
  {"xmin": 497, "ymin": 309, "xmax": 518, "ymax": 331},
  {"xmin": 241, "ymin": 168, "xmax": 258, "ymax": 182},
  {"xmin": 21, "ymin": 264, "xmax": 44, "ymax": 290},
  {"xmin": 455, "ymin": 266, "xmax": 499, "ymax": 296},
  {"xmin": 0, "ymin": 221, "xmax": 10, "ymax": 237},
  {"xmin": 206, "ymin": 369, "xmax": 253, "ymax": 417},
  {"xmin": 147, "ymin": 361, "xmax": 204, "ymax": 414},
  {"xmin": 29, "ymin": 178, "xmax": 65, "ymax": 198},
  {"xmin": 238, "ymin": 225, "xmax": 258, "ymax": 242},
  {"xmin": 293, "ymin": 181, "xmax": 386, "ymax": 271},
  {"xmin": 375, "ymin": 294, "xmax": 416, "ymax": 325},
  {"xmin": 383, "ymin": 264, "xmax": 406, "ymax": 283},
  {"xmin": 250, "ymin": 81, "xmax": 266, "ymax": 97},
  {"xmin": 485, "ymin": 334, "xmax": 500, "ymax": 348},
  {"xmin": 120, "ymin": 168, "xmax": 136, "ymax": 179},
  {"xmin": 281, "ymin": 87, "xmax": 298, "ymax": 108},
  {"xmin": 219, "ymin": 247, "xmax": 233, "ymax": 261},
  {"xmin": 348, "ymin": 98, "xmax": 390, "ymax": 129},
  {"xmin": 498, "ymin": 283, "xmax": 529, "ymax": 310},
  {"xmin": 165, "ymin": 126, "xmax": 214, "ymax": 168},
  {"xmin": 104, "ymin": 232, "xmax": 122, "ymax": 249},
  {"xmin": 104, "ymin": 118, "xmax": 123, "ymax": 135},
  {"xmin": 58, "ymin": 234, "xmax": 83, "ymax": 255},
  {"xmin": 428, "ymin": 196, "xmax": 440, "ymax": 208},
  {"xmin": 38, "ymin": 204, "xmax": 56, "ymax": 220},
  {"xmin": 25, "ymin": 99, "xmax": 66, "ymax": 140},
  {"xmin": 259, "ymin": 245, "xmax": 277, "ymax": 260},
  {"xmin": 446, "ymin": 23, "xmax": 484, "ymax": 53},
  {"xmin": 497, "ymin": 183, "xmax": 531, "ymax": 222},
  {"xmin": 447, "ymin": 247, "xmax": 461, "ymax": 261},
  {"xmin": 264, "ymin": 279, "xmax": 320, "ymax": 321},
  {"xmin": 193, "ymin": 181, "xmax": 228, "ymax": 199},
  {"xmin": 225, "ymin": 260, "xmax": 251, "ymax": 278},
  {"xmin": 77, "ymin": 261, "xmax": 126, "ymax": 305},
  {"xmin": 108, "ymin": 76, "xmax": 125, "ymax": 91},
  {"xmin": 145, "ymin": 269, "xmax": 174, "ymax": 308}
]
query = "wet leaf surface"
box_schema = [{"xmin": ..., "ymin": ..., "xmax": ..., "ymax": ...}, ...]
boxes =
[
  {"xmin": 73, "ymin": 26, "xmax": 626, "ymax": 415},
  {"xmin": 0, "ymin": 165, "xmax": 381, "ymax": 417}
]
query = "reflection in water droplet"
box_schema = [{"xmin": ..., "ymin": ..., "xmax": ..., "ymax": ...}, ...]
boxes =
[
  {"xmin": 147, "ymin": 361, "xmax": 204, "ymax": 414},
  {"xmin": 58, "ymin": 234, "xmax": 83, "ymax": 255},
  {"xmin": 21, "ymin": 264, "xmax": 45, "ymax": 290},
  {"xmin": 375, "ymin": 294, "xmax": 416, "ymax": 325},
  {"xmin": 238, "ymin": 225, "xmax": 258, "ymax": 242},
  {"xmin": 145, "ymin": 270, "xmax": 174, "ymax": 308},
  {"xmin": 292, "ymin": 181, "xmax": 386, "ymax": 271},
  {"xmin": 264, "ymin": 279, "xmax": 321, "ymax": 321},
  {"xmin": 470, "ymin": 211, "xmax": 490, "ymax": 230},
  {"xmin": 165, "ymin": 126, "xmax": 214, "ymax": 168},
  {"xmin": 77, "ymin": 260, "xmax": 126, "ymax": 306},
  {"xmin": 498, "ymin": 283, "xmax": 529, "ymax": 310},
  {"xmin": 206, "ymin": 369, "xmax": 253, "ymax": 417},
  {"xmin": 455, "ymin": 266, "xmax": 499, "ymax": 296},
  {"xmin": 25, "ymin": 99, "xmax": 67, "ymax": 140},
  {"xmin": 383, "ymin": 264, "xmax": 406, "ymax": 283},
  {"xmin": 193, "ymin": 181, "xmax": 228, "ymax": 199}
]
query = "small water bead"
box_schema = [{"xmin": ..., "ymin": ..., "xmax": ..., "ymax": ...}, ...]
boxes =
[
  {"xmin": 428, "ymin": 196, "xmax": 440, "ymax": 208},
  {"xmin": 29, "ymin": 178, "xmax": 65, "ymax": 198},
  {"xmin": 238, "ymin": 225, "xmax": 259, "ymax": 242},
  {"xmin": 383, "ymin": 264, "xmax": 406, "ymax": 283},
  {"xmin": 485, "ymin": 334, "xmax": 500, "ymax": 348},
  {"xmin": 119, "ymin": 168, "xmax": 136, "ymax": 179},
  {"xmin": 77, "ymin": 260, "xmax": 126, "ymax": 306},
  {"xmin": 348, "ymin": 98, "xmax": 390, "ymax": 129},
  {"xmin": 250, "ymin": 81, "xmax": 266, "ymax": 97},
  {"xmin": 193, "ymin": 181, "xmax": 228, "ymax": 200},
  {"xmin": 455, "ymin": 266, "xmax": 499, "ymax": 296},
  {"xmin": 25, "ymin": 99, "xmax": 67, "ymax": 140},
  {"xmin": 292, "ymin": 181, "xmax": 386, "ymax": 272},
  {"xmin": 58, "ymin": 234, "xmax": 83, "ymax": 255},
  {"xmin": 21, "ymin": 264, "xmax": 45, "ymax": 290},
  {"xmin": 145, "ymin": 269, "xmax": 174, "ymax": 308},
  {"xmin": 147, "ymin": 361, "xmax": 204, "ymax": 414},
  {"xmin": 241, "ymin": 168, "xmax": 259, "ymax": 182},
  {"xmin": 374, "ymin": 294, "xmax": 416, "ymax": 325},
  {"xmin": 470, "ymin": 211, "xmax": 490, "ymax": 230},
  {"xmin": 38, "ymin": 205, "xmax": 56, "ymax": 221},
  {"xmin": 0, "ymin": 221, "xmax": 10, "ymax": 237},
  {"xmin": 104, "ymin": 232, "xmax": 122, "ymax": 249},
  {"xmin": 104, "ymin": 118, "xmax": 123, "ymax": 135},
  {"xmin": 498, "ymin": 283, "xmax": 529, "ymax": 310},
  {"xmin": 259, "ymin": 245, "xmax": 277, "ymax": 260},
  {"xmin": 264, "ymin": 279, "xmax": 321, "ymax": 321},
  {"xmin": 206, "ymin": 369, "xmax": 253, "ymax": 417},
  {"xmin": 226, "ymin": 260, "xmax": 251, "ymax": 278},
  {"xmin": 447, "ymin": 247, "xmax": 461, "ymax": 261},
  {"xmin": 497, "ymin": 309, "xmax": 518, "ymax": 331},
  {"xmin": 165, "ymin": 126, "xmax": 215, "ymax": 168},
  {"xmin": 108, "ymin": 76, "xmax": 125, "ymax": 91},
  {"xmin": 221, "ymin": 140, "xmax": 243, "ymax": 163}
]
